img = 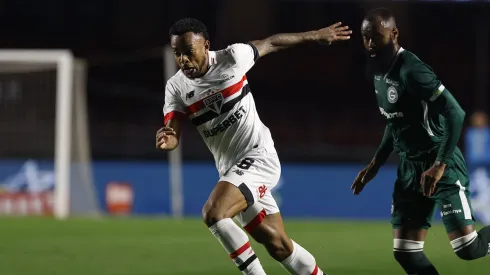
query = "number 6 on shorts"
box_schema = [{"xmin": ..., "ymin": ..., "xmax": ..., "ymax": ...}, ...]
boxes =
[{"xmin": 237, "ymin": 158, "xmax": 255, "ymax": 170}]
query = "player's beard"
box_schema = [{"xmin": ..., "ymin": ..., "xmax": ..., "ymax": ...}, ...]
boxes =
[{"xmin": 365, "ymin": 40, "xmax": 396, "ymax": 77}]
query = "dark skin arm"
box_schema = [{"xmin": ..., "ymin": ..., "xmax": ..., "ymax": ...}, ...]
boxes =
[
  {"xmin": 250, "ymin": 22, "xmax": 351, "ymax": 59},
  {"xmin": 158, "ymin": 23, "xmax": 351, "ymax": 150},
  {"xmin": 350, "ymin": 124, "xmax": 393, "ymax": 195}
]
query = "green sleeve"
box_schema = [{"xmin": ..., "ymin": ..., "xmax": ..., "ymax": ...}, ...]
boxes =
[
  {"xmin": 403, "ymin": 63, "xmax": 445, "ymax": 102},
  {"xmin": 431, "ymin": 91, "xmax": 466, "ymax": 163},
  {"xmin": 374, "ymin": 124, "xmax": 394, "ymax": 166},
  {"xmin": 403, "ymin": 64, "xmax": 465, "ymax": 164}
]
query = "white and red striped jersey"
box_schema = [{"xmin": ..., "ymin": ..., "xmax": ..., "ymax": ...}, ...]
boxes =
[{"xmin": 163, "ymin": 43, "xmax": 276, "ymax": 176}]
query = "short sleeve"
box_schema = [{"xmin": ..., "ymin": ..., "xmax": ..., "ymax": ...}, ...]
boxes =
[
  {"xmin": 163, "ymin": 81, "xmax": 187, "ymax": 125},
  {"xmin": 403, "ymin": 63, "xmax": 446, "ymax": 102},
  {"xmin": 226, "ymin": 43, "xmax": 259, "ymax": 74}
]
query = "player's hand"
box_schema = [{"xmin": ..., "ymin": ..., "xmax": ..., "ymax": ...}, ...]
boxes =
[
  {"xmin": 420, "ymin": 162, "xmax": 446, "ymax": 197},
  {"xmin": 351, "ymin": 161, "xmax": 379, "ymax": 195},
  {"xmin": 156, "ymin": 127, "xmax": 178, "ymax": 150},
  {"xmin": 315, "ymin": 22, "xmax": 352, "ymax": 46}
]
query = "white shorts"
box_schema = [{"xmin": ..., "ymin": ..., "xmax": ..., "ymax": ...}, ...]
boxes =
[{"xmin": 219, "ymin": 147, "xmax": 281, "ymax": 230}]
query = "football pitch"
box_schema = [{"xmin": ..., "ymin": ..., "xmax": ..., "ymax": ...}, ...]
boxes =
[{"xmin": 0, "ymin": 217, "xmax": 487, "ymax": 275}]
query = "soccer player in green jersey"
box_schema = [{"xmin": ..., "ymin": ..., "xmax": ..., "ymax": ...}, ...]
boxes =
[{"xmin": 351, "ymin": 7, "xmax": 490, "ymax": 274}]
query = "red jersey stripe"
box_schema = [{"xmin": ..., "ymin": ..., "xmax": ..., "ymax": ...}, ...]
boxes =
[
  {"xmin": 187, "ymin": 75, "xmax": 247, "ymax": 115},
  {"xmin": 164, "ymin": 111, "xmax": 186, "ymax": 125}
]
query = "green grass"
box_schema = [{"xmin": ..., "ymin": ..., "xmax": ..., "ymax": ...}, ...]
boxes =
[{"xmin": 0, "ymin": 217, "xmax": 487, "ymax": 275}]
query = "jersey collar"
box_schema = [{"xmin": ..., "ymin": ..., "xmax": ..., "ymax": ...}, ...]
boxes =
[
  {"xmin": 208, "ymin": 51, "xmax": 217, "ymax": 66},
  {"xmin": 384, "ymin": 47, "xmax": 405, "ymax": 80}
]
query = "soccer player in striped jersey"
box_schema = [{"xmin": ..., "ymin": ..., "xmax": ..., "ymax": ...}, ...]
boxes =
[
  {"xmin": 351, "ymin": 8, "xmax": 490, "ymax": 274},
  {"xmin": 156, "ymin": 18, "xmax": 351, "ymax": 275}
]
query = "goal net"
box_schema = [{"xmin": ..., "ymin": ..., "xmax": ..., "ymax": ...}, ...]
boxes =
[{"xmin": 0, "ymin": 50, "xmax": 99, "ymax": 219}]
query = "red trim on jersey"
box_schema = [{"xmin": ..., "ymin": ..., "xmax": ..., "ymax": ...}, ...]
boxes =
[
  {"xmin": 311, "ymin": 265, "xmax": 319, "ymax": 275},
  {"xmin": 187, "ymin": 75, "xmax": 247, "ymax": 115},
  {"xmin": 229, "ymin": 241, "xmax": 251, "ymax": 259},
  {"xmin": 164, "ymin": 111, "xmax": 186, "ymax": 125},
  {"xmin": 243, "ymin": 209, "xmax": 266, "ymax": 234}
]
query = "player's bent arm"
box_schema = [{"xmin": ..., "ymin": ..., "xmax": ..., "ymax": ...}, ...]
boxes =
[
  {"xmin": 431, "ymin": 91, "xmax": 466, "ymax": 164},
  {"xmin": 371, "ymin": 124, "xmax": 394, "ymax": 169},
  {"xmin": 402, "ymin": 64, "xmax": 465, "ymax": 165},
  {"xmin": 162, "ymin": 80, "xmax": 187, "ymax": 151},
  {"xmin": 158, "ymin": 117, "xmax": 182, "ymax": 151}
]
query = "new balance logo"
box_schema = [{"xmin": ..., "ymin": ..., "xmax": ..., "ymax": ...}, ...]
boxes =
[
  {"xmin": 185, "ymin": 91, "xmax": 195, "ymax": 100},
  {"xmin": 232, "ymin": 169, "xmax": 244, "ymax": 176}
]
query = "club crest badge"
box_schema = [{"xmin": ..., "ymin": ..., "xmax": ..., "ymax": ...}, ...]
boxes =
[
  {"xmin": 203, "ymin": 92, "xmax": 224, "ymax": 114},
  {"xmin": 387, "ymin": 86, "xmax": 398, "ymax": 104}
]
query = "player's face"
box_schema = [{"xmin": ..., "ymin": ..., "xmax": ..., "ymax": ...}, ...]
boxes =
[
  {"xmin": 171, "ymin": 32, "xmax": 210, "ymax": 79},
  {"xmin": 361, "ymin": 18, "xmax": 398, "ymax": 73}
]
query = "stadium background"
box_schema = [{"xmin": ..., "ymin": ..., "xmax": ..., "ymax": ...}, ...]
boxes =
[{"xmin": 0, "ymin": 0, "xmax": 489, "ymax": 274}]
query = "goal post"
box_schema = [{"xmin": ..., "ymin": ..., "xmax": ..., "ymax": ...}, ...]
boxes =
[{"xmin": 0, "ymin": 49, "xmax": 99, "ymax": 219}]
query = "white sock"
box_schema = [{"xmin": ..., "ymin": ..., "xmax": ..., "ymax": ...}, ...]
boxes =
[
  {"xmin": 209, "ymin": 218, "xmax": 266, "ymax": 275},
  {"xmin": 280, "ymin": 240, "xmax": 325, "ymax": 275}
]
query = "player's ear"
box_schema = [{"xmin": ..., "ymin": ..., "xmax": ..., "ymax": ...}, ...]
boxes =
[
  {"xmin": 392, "ymin": 27, "xmax": 399, "ymax": 42},
  {"xmin": 204, "ymin": 40, "xmax": 210, "ymax": 52}
]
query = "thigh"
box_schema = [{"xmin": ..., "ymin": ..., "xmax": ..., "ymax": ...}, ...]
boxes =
[
  {"xmin": 394, "ymin": 228, "xmax": 429, "ymax": 242},
  {"xmin": 203, "ymin": 181, "xmax": 249, "ymax": 220},
  {"xmin": 392, "ymin": 159, "xmax": 436, "ymax": 231},
  {"xmin": 391, "ymin": 189, "xmax": 436, "ymax": 231},
  {"xmin": 435, "ymin": 179, "xmax": 476, "ymax": 235}
]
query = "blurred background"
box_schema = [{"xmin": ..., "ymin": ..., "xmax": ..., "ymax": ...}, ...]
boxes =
[{"xmin": 0, "ymin": 0, "xmax": 489, "ymax": 274}]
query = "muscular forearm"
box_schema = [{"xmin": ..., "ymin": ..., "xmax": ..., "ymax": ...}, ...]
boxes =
[
  {"xmin": 255, "ymin": 32, "xmax": 316, "ymax": 51},
  {"xmin": 373, "ymin": 125, "xmax": 394, "ymax": 168},
  {"xmin": 251, "ymin": 31, "xmax": 318, "ymax": 57},
  {"xmin": 435, "ymin": 92, "xmax": 465, "ymax": 164}
]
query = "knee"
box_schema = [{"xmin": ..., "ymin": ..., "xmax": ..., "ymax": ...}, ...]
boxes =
[
  {"xmin": 452, "ymin": 232, "xmax": 486, "ymax": 261},
  {"xmin": 393, "ymin": 239, "xmax": 425, "ymax": 264},
  {"xmin": 202, "ymin": 202, "xmax": 229, "ymax": 227}
]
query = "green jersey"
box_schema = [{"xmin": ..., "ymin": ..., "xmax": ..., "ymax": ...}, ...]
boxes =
[{"xmin": 373, "ymin": 47, "xmax": 448, "ymax": 160}]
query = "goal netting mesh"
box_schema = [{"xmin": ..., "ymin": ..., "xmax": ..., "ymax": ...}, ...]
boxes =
[{"xmin": 0, "ymin": 51, "xmax": 99, "ymax": 218}]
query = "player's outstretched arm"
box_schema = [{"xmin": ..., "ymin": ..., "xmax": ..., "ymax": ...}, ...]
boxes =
[
  {"xmin": 156, "ymin": 118, "xmax": 182, "ymax": 151},
  {"xmin": 250, "ymin": 22, "xmax": 351, "ymax": 59}
]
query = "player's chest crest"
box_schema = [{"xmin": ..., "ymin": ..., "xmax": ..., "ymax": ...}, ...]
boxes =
[
  {"xmin": 202, "ymin": 90, "xmax": 224, "ymax": 114},
  {"xmin": 376, "ymin": 80, "xmax": 402, "ymax": 105}
]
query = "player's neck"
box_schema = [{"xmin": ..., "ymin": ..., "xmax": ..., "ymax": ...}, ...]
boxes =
[
  {"xmin": 196, "ymin": 54, "xmax": 211, "ymax": 79},
  {"xmin": 392, "ymin": 44, "xmax": 401, "ymax": 57}
]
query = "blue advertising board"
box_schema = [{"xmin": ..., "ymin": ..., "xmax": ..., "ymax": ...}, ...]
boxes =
[{"xmin": 0, "ymin": 160, "xmax": 489, "ymax": 224}]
